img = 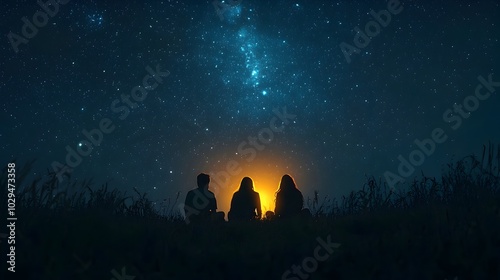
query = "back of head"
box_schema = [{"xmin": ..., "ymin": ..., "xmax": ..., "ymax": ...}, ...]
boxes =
[
  {"xmin": 278, "ymin": 174, "xmax": 297, "ymax": 193},
  {"xmin": 239, "ymin": 177, "xmax": 254, "ymax": 193},
  {"xmin": 197, "ymin": 173, "xmax": 210, "ymax": 188}
]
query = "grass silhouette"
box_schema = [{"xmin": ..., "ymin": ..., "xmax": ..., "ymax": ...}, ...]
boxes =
[{"xmin": 1, "ymin": 144, "xmax": 500, "ymax": 279}]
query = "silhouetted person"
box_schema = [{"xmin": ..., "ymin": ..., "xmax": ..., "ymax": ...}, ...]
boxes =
[
  {"xmin": 184, "ymin": 173, "xmax": 224, "ymax": 223},
  {"xmin": 275, "ymin": 174, "xmax": 310, "ymax": 219},
  {"xmin": 228, "ymin": 177, "xmax": 262, "ymax": 221}
]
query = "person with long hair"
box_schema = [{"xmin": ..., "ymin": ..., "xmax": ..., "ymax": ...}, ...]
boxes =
[
  {"xmin": 274, "ymin": 174, "xmax": 305, "ymax": 219},
  {"xmin": 228, "ymin": 177, "xmax": 262, "ymax": 221}
]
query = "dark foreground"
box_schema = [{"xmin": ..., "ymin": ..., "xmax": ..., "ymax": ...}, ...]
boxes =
[{"xmin": 2, "ymin": 149, "xmax": 500, "ymax": 280}]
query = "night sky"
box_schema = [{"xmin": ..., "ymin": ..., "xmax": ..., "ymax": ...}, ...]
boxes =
[{"xmin": 1, "ymin": 0, "xmax": 499, "ymax": 215}]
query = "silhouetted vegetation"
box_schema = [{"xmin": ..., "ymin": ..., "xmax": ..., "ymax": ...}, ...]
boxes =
[{"xmin": 2, "ymin": 144, "xmax": 500, "ymax": 279}]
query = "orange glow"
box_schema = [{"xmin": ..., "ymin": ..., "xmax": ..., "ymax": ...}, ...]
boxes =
[
  {"xmin": 205, "ymin": 155, "xmax": 301, "ymax": 218},
  {"xmin": 252, "ymin": 178, "xmax": 277, "ymax": 213},
  {"xmin": 257, "ymin": 190, "xmax": 273, "ymax": 213}
]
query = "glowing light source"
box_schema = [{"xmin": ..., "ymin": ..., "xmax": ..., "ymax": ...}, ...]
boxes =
[
  {"xmin": 207, "ymin": 156, "xmax": 301, "ymax": 218},
  {"xmin": 256, "ymin": 188, "xmax": 274, "ymax": 213}
]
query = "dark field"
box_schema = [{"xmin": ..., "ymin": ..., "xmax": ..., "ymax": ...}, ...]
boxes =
[{"xmin": 2, "ymin": 146, "xmax": 500, "ymax": 280}]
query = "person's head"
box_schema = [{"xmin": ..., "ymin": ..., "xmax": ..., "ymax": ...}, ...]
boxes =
[
  {"xmin": 197, "ymin": 173, "xmax": 210, "ymax": 189},
  {"xmin": 277, "ymin": 174, "xmax": 297, "ymax": 193},
  {"xmin": 238, "ymin": 177, "xmax": 254, "ymax": 192}
]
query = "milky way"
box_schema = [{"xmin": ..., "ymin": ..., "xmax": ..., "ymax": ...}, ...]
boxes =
[{"xmin": 1, "ymin": 0, "xmax": 499, "ymax": 214}]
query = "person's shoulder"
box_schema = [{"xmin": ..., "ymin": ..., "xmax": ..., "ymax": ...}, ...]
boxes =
[
  {"xmin": 186, "ymin": 188, "xmax": 202, "ymax": 197},
  {"xmin": 296, "ymin": 190, "xmax": 303, "ymax": 198},
  {"xmin": 205, "ymin": 189, "xmax": 216, "ymax": 198},
  {"xmin": 231, "ymin": 191, "xmax": 240, "ymax": 201}
]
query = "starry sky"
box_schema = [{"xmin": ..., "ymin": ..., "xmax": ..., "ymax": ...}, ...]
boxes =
[{"xmin": 1, "ymin": 0, "xmax": 499, "ymax": 214}]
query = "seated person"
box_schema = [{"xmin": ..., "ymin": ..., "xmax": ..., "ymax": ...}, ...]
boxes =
[
  {"xmin": 184, "ymin": 173, "xmax": 224, "ymax": 223},
  {"xmin": 275, "ymin": 174, "xmax": 310, "ymax": 219},
  {"xmin": 228, "ymin": 177, "xmax": 262, "ymax": 221}
]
